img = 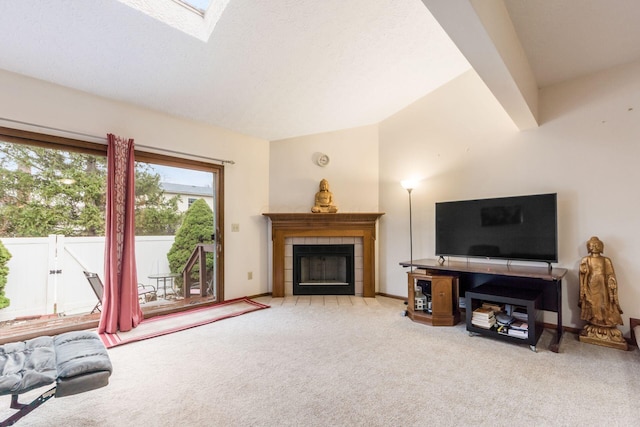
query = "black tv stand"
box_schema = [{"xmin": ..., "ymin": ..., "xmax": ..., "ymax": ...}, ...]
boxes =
[
  {"xmin": 466, "ymin": 284, "xmax": 543, "ymax": 351},
  {"xmin": 399, "ymin": 258, "xmax": 568, "ymax": 352}
]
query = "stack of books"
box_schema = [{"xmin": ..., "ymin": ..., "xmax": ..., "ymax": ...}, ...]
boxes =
[
  {"xmin": 471, "ymin": 307, "xmax": 496, "ymax": 329},
  {"xmin": 507, "ymin": 320, "xmax": 529, "ymax": 338}
]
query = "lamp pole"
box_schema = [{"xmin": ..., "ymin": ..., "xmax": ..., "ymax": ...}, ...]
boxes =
[
  {"xmin": 401, "ymin": 180, "xmax": 417, "ymax": 271},
  {"xmin": 407, "ymin": 187, "xmax": 413, "ymax": 271}
]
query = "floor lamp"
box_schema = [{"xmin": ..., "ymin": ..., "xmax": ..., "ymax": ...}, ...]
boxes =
[{"xmin": 401, "ymin": 180, "xmax": 417, "ymax": 272}]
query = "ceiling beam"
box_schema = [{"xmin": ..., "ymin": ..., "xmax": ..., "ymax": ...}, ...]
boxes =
[{"xmin": 422, "ymin": 0, "xmax": 539, "ymax": 130}]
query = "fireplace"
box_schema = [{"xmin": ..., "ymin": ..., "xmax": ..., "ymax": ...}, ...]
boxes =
[
  {"xmin": 262, "ymin": 213, "xmax": 384, "ymax": 297},
  {"xmin": 293, "ymin": 244, "xmax": 355, "ymax": 295}
]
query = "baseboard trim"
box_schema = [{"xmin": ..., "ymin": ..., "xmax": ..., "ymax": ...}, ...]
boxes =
[
  {"xmin": 545, "ymin": 322, "xmax": 579, "ymax": 334},
  {"xmin": 376, "ymin": 292, "xmax": 405, "ymax": 300},
  {"xmin": 247, "ymin": 292, "xmax": 271, "ymax": 300}
]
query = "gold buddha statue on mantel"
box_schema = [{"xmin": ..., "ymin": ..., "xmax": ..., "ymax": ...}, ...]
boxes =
[{"xmin": 311, "ymin": 179, "xmax": 338, "ymax": 213}]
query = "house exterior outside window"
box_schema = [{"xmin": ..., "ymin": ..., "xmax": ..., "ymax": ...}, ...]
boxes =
[{"xmin": 161, "ymin": 183, "xmax": 214, "ymax": 213}]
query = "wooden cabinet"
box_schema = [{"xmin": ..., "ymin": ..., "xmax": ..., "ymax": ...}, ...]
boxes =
[{"xmin": 407, "ymin": 270, "xmax": 460, "ymax": 326}]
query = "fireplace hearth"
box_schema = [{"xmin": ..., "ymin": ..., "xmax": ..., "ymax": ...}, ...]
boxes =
[{"xmin": 293, "ymin": 244, "xmax": 355, "ymax": 295}]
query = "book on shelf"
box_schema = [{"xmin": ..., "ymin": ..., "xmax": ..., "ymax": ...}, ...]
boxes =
[
  {"xmin": 495, "ymin": 322, "xmax": 528, "ymax": 338},
  {"xmin": 472, "ymin": 317, "xmax": 496, "ymax": 329},
  {"xmin": 510, "ymin": 320, "xmax": 528, "ymax": 331},
  {"xmin": 471, "ymin": 318, "xmax": 495, "ymax": 326},
  {"xmin": 472, "ymin": 307, "xmax": 494, "ymax": 317},
  {"xmin": 472, "ymin": 320, "xmax": 496, "ymax": 329},
  {"xmin": 511, "ymin": 306, "xmax": 528, "ymax": 322},
  {"xmin": 472, "ymin": 314, "xmax": 495, "ymax": 322},
  {"xmin": 472, "ymin": 321, "xmax": 496, "ymax": 329},
  {"xmin": 471, "ymin": 306, "xmax": 497, "ymax": 329},
  {"xmin": 482, "ymin": 302, "xmax": 504, "ymax": 312},
  {"xmin": 507, "ymin": 328, "xmax": 528, "ymax": 339}
]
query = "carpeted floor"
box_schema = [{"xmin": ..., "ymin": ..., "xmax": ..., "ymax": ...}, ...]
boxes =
[{"xmin": 2, "ymin": 295, "xmax": 638, "ymax": 426}]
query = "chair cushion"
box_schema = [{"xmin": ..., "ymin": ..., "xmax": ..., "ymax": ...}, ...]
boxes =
[
  {"xmin": 0, "ymin": 331, "xmax": 112, "ymax": 398},
  {"xmin": 0, "ymin": 336, "xmax": 57, "ymax": 396},
  {"xmin": 53, "ymin": 331, "xmax": 112, "ymax": 397},
  {"xmin": 53, "ymin": 331, "xmax": 111, "ymax": 379}
]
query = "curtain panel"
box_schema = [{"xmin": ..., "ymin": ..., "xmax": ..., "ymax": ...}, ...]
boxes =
[{"xmin": 98, "ymin": 134, "xmax": 142, "ymax": 334}]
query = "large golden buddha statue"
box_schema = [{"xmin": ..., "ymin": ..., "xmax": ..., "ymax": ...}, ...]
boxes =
[
  {"xmin": 311, "ymin": 179, "xmax": 338, "ymax": 213},
  {"xmin": 578, "ymin": 236, "xmax": 627, "ymax": 350}
]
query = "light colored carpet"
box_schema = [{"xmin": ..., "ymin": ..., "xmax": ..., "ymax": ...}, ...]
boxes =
[{"xmin": 2, "ymin": 296, "xmax": 638, "ymax": 426}]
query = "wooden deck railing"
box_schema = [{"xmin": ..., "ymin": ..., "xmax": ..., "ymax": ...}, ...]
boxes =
[{"xmin": 182, "ymin": 244, "xmax": 215, "ymax": 299}]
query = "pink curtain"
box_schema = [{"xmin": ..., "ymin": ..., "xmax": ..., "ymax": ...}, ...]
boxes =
[{"xmin": 98, "ymin": 134, "xmax": 142, "ymax": 334}]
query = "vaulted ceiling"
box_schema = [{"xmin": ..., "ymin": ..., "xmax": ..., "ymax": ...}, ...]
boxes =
[{"xmin": 1, "ymin": 0, "xmax": 639, "ymax": 141}]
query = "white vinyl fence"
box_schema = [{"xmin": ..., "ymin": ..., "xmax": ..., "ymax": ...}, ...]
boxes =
[{"xmin": 0, "ymin": 235, "xmax": 175, "ymax": 321}]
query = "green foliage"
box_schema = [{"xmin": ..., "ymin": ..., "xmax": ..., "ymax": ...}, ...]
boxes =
[
  {"xmin": 134, "ymin": 164, "xmax": 183, "ymax": 236},
  {"xmin": 0, "ymin": 239, "xmax": 11, "ymax": 309},
  {"xmin": 0, "ymin": 143, "xmax": 107, "ymax": 236},
  {"xmin": 0, "ymin": 142, "xmax": 181, "ymax": 237},
  {"xmin": 167, "ymin": 199, "xmax": 214, "ymax": 288}
]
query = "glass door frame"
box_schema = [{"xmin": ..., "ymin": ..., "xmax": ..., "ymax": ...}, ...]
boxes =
[
  {"xmin": 137, "ymin": 151, "xmax": 224, "ymax": 303},
  {"xmin": 0, "ymin": 126, "xmax": 225, "ymax": 304}
]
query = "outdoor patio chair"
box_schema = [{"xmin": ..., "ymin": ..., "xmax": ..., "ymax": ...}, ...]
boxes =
[
  {"xmin": 83, "ymin": 271, "xmax": 157, "ymax": 314},
  {"xmin": 83, "ymin": 271, "xmax": 104, "ymax": 314},
  {"xmin": 137, "ymin": 282, "xmax": 158, "ymax": 303}
]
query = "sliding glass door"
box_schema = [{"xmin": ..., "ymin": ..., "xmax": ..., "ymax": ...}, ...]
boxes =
[
  {"xmin": 0, "ymin": 127, "xmax": 224, "ymax": 321},
  {"xmin": 135, "ymin": 161, "xmax": 222, "ymax": 302}
]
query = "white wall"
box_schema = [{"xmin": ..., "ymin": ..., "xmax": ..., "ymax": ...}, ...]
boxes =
[
  {"xmin": 268, "ymin": 125, "xmax": 380, "ymax": 292},
  {"xmin": 379, "ymin": 60, "xmax": 640, "ymax": 334},
  {"xmin": 269, "ymin": 125, "xmax": 380, "ymax": 213},
  {"xmin": 0, "ymin": 69, "xmax": 270, "ymax": 301}
]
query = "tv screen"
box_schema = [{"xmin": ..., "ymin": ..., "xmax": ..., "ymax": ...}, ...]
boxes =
[{"xmin": 435, "ymin": 193, "xmax": 558, "ymax": 263}]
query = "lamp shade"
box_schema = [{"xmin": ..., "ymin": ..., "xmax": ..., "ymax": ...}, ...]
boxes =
[{"xmin": 401, "ymin": 180, "xmax": 417, "ymax": 191}]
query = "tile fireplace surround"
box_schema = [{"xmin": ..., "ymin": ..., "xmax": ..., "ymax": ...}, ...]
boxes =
[{"xmin": 263, "ymin": 213, "xmax": 384, "ymax": 297}]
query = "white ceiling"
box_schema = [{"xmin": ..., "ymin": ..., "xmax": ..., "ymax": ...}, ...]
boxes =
[
  {"xmin": 0, "ymin": 0, "xmax": 639, "ymax": 141},
  {"xmin": 504, "ymin": 0, "xmax": 640, "ymax": 88}
]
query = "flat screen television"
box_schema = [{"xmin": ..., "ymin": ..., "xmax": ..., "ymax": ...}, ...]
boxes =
[{"xmin": 435, "ymin": 193, "xmax": 558, "ymax": 263}]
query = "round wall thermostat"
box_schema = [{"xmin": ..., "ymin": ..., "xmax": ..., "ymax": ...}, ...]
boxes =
[{"xmin": 316, "ymin": 153, "xmax": 330, "ymax": 167}]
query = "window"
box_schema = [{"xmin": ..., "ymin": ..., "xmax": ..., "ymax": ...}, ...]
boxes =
[
  {"xmin": 174, "ymin": 0, "xmax": 213, "ymax": 16},
  {"xmin": 0, "ymin": 127, "xmax": 224, "ymax": 321},
  {"xmin": 0, "ymin": 143, "xmax": 106, "ymax": 237},
  {"xmin": 120, "ymin": 0, "xmax": 227, "ymax": 42}
]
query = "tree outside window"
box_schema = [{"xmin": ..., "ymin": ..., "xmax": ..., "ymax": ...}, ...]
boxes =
[{"xmin": 0, "ymin": 142, "xmax": 182, "ymax": 237}]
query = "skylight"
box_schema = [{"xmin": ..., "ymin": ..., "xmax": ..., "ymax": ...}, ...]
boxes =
[
  {"xmin": 118, "ymin": 0, "xmax": 230, "ymax": 42},
  {"xmin": 174, "ymin": 0, "xmax": 213, "ymax": 17}
]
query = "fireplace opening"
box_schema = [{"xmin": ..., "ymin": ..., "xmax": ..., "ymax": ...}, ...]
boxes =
[{"xmin": 293, "ymin": 244, "xmax": 355, "ymax": 295}]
